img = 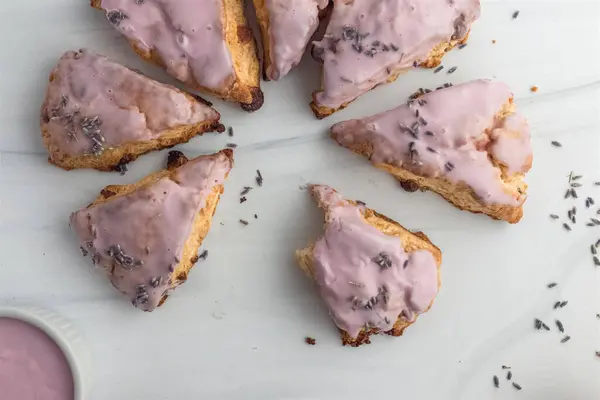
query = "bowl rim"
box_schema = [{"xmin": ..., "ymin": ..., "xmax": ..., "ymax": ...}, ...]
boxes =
[{"xmin": 0, "ymin": 306, "xmax": 84, "ymax": 400}]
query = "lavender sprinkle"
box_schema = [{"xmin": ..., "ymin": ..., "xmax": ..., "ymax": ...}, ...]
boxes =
[
  {"xmin": 228, "ymin": 126, "xmax": 234, "ymax": 136},
  {"xmin": 550, "ymin": 214, "xmax": 559, "ymax": 219},
  {"xmin": 563, "ymin": 223, "xmax": 571, "ymax": 231},
  {"xmin": 226, "ymin": 143, "xmax": 237, "ymax": 148},
  {"xmin": 560, "ymin": 335, "xmax": 571, "ymax": 343},
  {"xmin": 554, "ymin": 301, "xmax": 561, "ymax": 309},
  {"xmin": 434, "ymin": 65, "xmax": 444, "ymax": 73},
  {"xmin": 239, "ymin": 219, "xmax": 249, "ymax": 226},
  {"xmin": 556, "ymin": 319, "xmax": 564, "ymax": 333},
  {"xmin": 447, "ymin": 66, "xmax": 457, "ymax": 74},
  {"xmin": 199, "ymin": 250, "xmax": 209, "ymax": 260},
  {"xmin": 547, "ymin": 282, "xmax": 558, "ymax": 288},
  {"xmin": 560, "ymin": 301, "xmax": 568, "ymax": 308},
  {"xmin": 507, "ymin": 371, "xmax": 512, "ymax": 380},
  {"xmin": 493, "ymin": 375, "xmax": 499, "ymax": 388},
  {"xmin": 551, "ymin": 141, "xmax": 562, "ymax": 147},
  {"xmin": 512, "ymin": 10, "xmax": 520, "ymax": 19},
  {"xmin": 512, "ymin": 382, "xmax": 522, "ymax": 391}
]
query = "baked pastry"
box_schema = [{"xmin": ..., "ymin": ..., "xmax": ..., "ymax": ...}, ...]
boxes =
[
  {"xmin": 296, "ymin": 184, "xmax": 442, "ymax": 346},
  {"xmin": 331, "ymin": 79, "xmax": 532, "ymax": 223},
  {"xmin": 70, "ymin": 149, "xmax": 233, "ymax": 311},
  {"xmin": 310, "ymin": 0, "xmax": 480, "ymax": 118},
  {"xmin": 92, "ymin": 0, "xmax": 264, "ymax": 111},
  {"xmin": 253, "ymin": 0, "xmax": 328, "ymax": 80},
  {"xmin": 41, "ymin": 49, "xmax": 224, "ymax": 172}
]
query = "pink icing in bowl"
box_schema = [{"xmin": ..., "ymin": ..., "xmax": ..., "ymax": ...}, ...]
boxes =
[{"xmin": 0, "ymin": 307, "xmax": 85, "ymax": 400}]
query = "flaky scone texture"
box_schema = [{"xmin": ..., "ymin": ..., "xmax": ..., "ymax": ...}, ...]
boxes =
[
  {"xmin": 332, "ymin": 100, "xmax": 529, "ymax": 224},
  {"xmin": 310, "ymin": 35, "xmax": 469, "ymax": 119},
  {"xmin": 87, "ymin": 149, "xmax": 233, "ymax": 308},
  {"xmin": 91, "ymin": 0, "xmax": 263, "ymax": 111},
  {"xmin": 296, "ymin": 187, "xmax": 442, "ymax": 347}
]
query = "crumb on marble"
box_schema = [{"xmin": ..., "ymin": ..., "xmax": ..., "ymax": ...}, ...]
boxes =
[
  {"xmin": 530, "ymin": 85, "xmax": 538, "ymax": 92},
  {"xmin": 305, "ymin": 337, "xmax": 316, "ymax": 345}
]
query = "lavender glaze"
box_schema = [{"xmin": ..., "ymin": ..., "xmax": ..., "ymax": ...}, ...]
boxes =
[
  {"xmin": 264, "ymin": 0, "xmax": 328, "ymax": 80},
  {"xmin": 101, "ymin": 0, "xmax": 235, "ymax": 93}
]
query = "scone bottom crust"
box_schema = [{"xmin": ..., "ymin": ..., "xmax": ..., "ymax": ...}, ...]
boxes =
[
  {"xmin": 70, "ymin": 149, "xmax": 233, "ymax": 311},
  {"xmin": 331, "ymin": 79, "xmax": 532, "ymax": 223},
  {"xmin": 301, "ymin": 185, "xmax": 441, "ymax": 346}
]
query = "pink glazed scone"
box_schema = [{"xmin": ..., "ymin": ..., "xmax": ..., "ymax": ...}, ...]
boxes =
[
  {"xmin": 331, "ymin": 79, "xmax": 532, "ymax": 223},
  {"xmin": 41, "ymin": 49, "xmax": 224, "ymax": 171},
  {"xmin": 70, "ymin": 150, "xmax": 233, "ymax": 311},
  {"xmin": 310, "ymin": 0, "xmax": 480, "ymax": 118},
  {"xmin": 296, "ymin": 185, "xmax": 442, "ymax": 346}
]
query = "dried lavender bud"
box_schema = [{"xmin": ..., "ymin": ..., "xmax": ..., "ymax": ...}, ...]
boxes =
[
  {"xmin": 150, "ymin": 276, "xmax": 163, "ymax": 288},
  {"xmin": 551, "ymin": 141, "xmax": 562, "ymax": 147},
  {"xmin": 106, "ymin": 10, "xmax": 128, "ymax": 26},
  {"xmin": 493, "ymin": 375, "xmax": 499, "ymax": 388},
  {"xmin": 556, "ymin": 319, "xmax": 564, "ymax": 333},
  {"xmin": 372, "ymin": 252, "xmax": 392, "ymax": 270},
  {"xmin": 341, "ymin": 25, "xmax": 358, "ymax": 41}
]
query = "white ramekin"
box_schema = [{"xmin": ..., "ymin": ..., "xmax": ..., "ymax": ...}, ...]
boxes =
[{"xmin": 0, "ymin": 305, "xmax": 87, "ymax": 400}]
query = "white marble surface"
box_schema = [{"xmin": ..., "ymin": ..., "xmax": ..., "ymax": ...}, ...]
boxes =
[{"xmin": 1, "ymin": 1, "xmax": 600, "ymax": 399}]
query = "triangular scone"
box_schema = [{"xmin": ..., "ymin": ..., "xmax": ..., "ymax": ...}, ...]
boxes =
[
  {"xmin": 296, "ymin": 185, "xmax": 442, "ymax": 347},
  {"xmin": 331, "ymin": 79, "xmax": 533, "ymax": 223},
  {"xmin": 70, "ymin": 149, "xmax": 233, "ymax": 311},
  {"xmin": 92, "ymin": 0, "xmax": 264, "ymax": 111},
  {"xmin": 310, "ymin": 0, "xmax": 480, "ymax": 118},
  {"xmin": 253, "ymin": 0, "xmax": 328, "ymax": 80},
  {"xmin": 41, "ymin": 49, "xmax": 224, "ymax": 172}
]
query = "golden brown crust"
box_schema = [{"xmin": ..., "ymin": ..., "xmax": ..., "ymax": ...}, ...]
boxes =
[
  {"xmin": 296, "ymin": 187, "xmax": 442, "ymax": 347},
  {"xmin": 91, "ymin": 0, "xmax": 263, "ymax": 110},
  {"xmin": 330, "ymin": 99, "xmax": 528, "ymax": 224},
  {"xmin": 89, "ymin": 149, "xmax": 234, "ymax": 308},
  {"xmin": 252, "ymin": 0, "xmax": 273, "ymax": 81},
  {"xmin": 310, "ymin": 35, "xmax": 469, "ymax": 119}
]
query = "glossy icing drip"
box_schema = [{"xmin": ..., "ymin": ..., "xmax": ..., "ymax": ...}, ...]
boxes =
[
  {"xmin": 101, "ymin": 0, "xmax": 235, "ymax": 92},
  {"xmin": 311, "ymin": 185, "xmax": 438, "ymax": 339},
  {"xmin": 332, "ymin": 79, "xmax": 532, "ymax": 206},
  {"xmin": 70, "ymin": 151, "xmax": 232, "ymax": 311},
  {"xmin": 313, "ymin": 0, "xmax": 480, "ymax": 108},
  {"xmin": 42, "ymin": 49, "xmax": 218, "ymax": 157},
  {"xmin": 265, "ymin": 0, "xmax": 328, "ymax": 80},
  {"xmin": 0, "ymin": 318, "xmax": 74, "ymax": 400}
]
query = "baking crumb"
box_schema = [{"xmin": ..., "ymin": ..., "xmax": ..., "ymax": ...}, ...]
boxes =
[
  {"xmin": 305, "ymin": 337, "xmax": 316, "ymax": 345},
  {"xmin": 492, "ymin": 39, "xmax": 496, "ymax": 44},
  {"xmin": 530, "ymin": 85, "xmax": 538, "ymax": 92}
]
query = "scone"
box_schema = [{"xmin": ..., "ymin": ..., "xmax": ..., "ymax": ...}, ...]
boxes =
[
  {"xmin": 310, "ymin": 0, "xmax": 480, "ymax": 118},
  {"xmin": 253, "ymin": 0, "xmax": 328, "ymax": 80},
  {"xmin": 92, "ymin": 0, "xmax": 264, "ymax": 111},
  {"xmin": 331, "ymin": 79, "xmax": 532, "ymax": 223},
  {"xmin": 70, "ymin": 149, "xmax": 233, "ymax": 311},
  {"xmin": 296, "ymin": 184, "xmax": 442, "ymax": 346},
  {"xmin": 41, "ymin": 49, "xmax": 224, "ymax": 171}
]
